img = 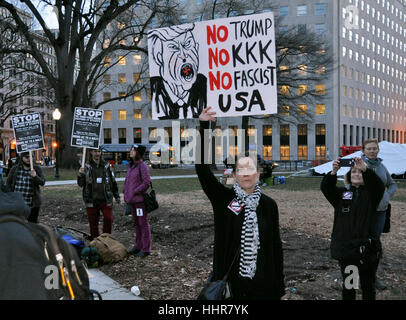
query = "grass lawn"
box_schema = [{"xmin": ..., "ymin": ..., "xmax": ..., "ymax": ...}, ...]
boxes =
[{"xmin": 43, "ymin": 173, "xmax": 406, "ymax": 203}]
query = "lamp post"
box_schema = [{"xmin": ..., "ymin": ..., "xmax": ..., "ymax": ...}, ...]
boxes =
[{"xmin": 52, "ymin": 108, "xmax": 61, "ymax": 179}]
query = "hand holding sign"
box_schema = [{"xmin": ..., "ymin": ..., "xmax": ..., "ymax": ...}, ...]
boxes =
[{"xmin": 199, "ymin": 107, "xmax": 217, "ymax": 122}]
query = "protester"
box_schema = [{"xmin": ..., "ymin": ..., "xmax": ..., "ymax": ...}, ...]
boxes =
[
  {"xmin": 77, "ymin": 148, "xmax": 120, "ymax": 240},
  {"xmin": 196, "ymin": 107, "xmax": 285, "ymax": 300},
  {"xmin": 321, "ymin": 157, "xmax": 385, "ymax": 300},
  {"xmin": 6, "ymin": 152, "xmax": 46, "ymax": 223},
  {"xmin": 123, "ymin": 144, "xmax": 152, "ymax": 257},
  {"xmin": 361, "ymin": 139, "xmax": 397, "ymax": 290}
]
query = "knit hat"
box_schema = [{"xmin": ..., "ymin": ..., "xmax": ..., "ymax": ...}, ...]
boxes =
[{"xmin": 133, "ymin": 144, "xmax": 146, "ymax": 158}]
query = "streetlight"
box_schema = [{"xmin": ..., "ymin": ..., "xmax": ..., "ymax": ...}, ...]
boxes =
[{"xmin": 52, "ymin": 108, "xmax": 61, "ymax": 179}]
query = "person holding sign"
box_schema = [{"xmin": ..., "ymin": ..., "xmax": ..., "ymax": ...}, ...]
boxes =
[
  {"xmin": 6, "ymin": 152, "xmax": 45, "ymax": 223},
  {"xmin": 196, "ymin": 107, "xmax": 285, "ymax": 300},
  {"xmin": 123, "ymin": 145, "xmax": 152, "ymax": 257},
  {"xmin": 320, "ymin": 157, "xmax": 385, "ymax": 300},
  {"xmin": 77, "ymin": 148, "xmax": 120, "ymax": 240}
]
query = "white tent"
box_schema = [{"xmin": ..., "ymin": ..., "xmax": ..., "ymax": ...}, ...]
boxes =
[{"xmin": 313, "ymin": 141, "xmax": 406, "ymax": 176}]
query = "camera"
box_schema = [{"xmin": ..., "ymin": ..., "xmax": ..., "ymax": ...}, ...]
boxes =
[{"xmin": 339, "ymin": 158, "xmax": 355, "ymax": 167}]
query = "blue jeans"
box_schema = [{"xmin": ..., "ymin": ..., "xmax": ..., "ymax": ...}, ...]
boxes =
[{"xmin": 375, "ymin": 211, "xmax": 386, "ymax": 239}]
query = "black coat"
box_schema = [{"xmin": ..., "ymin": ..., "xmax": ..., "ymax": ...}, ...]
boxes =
[{"xmin": 320, "ymin": 169, "xmax": 385, "ymax": 260}]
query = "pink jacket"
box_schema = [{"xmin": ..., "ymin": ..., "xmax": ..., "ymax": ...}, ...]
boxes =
[{"xmin": 123, "ymin": 161, "xmax": 151, "ymax": 204}]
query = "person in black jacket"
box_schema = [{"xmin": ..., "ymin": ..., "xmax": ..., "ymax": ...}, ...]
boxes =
[
  {"xmin": 321, "ymin": 157, "xmax": 385, "ymax": 300},
  {"xmin": 77, "ymin": 148, "xmax": 120, "ymax": 240},
  {"xmin": 6, "ymin": 152, "xmax": 45, "ymax": 223},
  {"xmin": 196, "ymin": 107, "xmax": 285, "ymax": 300}
]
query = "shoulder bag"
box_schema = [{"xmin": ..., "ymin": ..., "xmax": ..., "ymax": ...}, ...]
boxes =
[
  {"xmin": 138, "ymin": 164, "xmax": 159, "ymax": 213},
  {"xmin": 197, "ymin": 247, "xmax": 240, "ymax": 300}
]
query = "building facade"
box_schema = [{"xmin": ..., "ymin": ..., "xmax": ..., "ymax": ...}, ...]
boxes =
[
  {"xmin": 0, "ymin": 8, "xmax": 57, "ymax": 164},
  {"xmin": 96, "ymin": 0, "xmax": 406, "ymax": 163}
]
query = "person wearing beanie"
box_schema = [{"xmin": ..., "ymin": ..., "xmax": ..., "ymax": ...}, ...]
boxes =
[
  {"xmin": 77, "ymin": 147, "xmax": 120, "ymax": 240},
  {"xmin": 6, "ymin": 152, "xmax": 45, "ymax": 223},
  {"xmin": 123, "ymin": 144, "xmax": 152, "ymax": 257}
]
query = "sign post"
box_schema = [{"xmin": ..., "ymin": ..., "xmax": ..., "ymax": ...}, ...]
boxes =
[{"xmin": 71, "ymin": 107, "xmax": 104, "ymax": 169}]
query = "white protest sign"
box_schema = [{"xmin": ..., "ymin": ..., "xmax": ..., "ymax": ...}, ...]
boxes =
[
  {"xmin": 11, "ymin": 112, "xmax": 44, "ymax": 153},
  {"xmin": 71, "ymin": 107, "xmax": 104, "ymax": 149},
  {"xmin": 148, "ymin": 12, "xmax": 277, "ymax": 120}
]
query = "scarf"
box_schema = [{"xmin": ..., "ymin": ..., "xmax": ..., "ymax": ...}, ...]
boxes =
[{"xmin": 233, "ymin": 182, "xmax": 262, "ymax": 279}]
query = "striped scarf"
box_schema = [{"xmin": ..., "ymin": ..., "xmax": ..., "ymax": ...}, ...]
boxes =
[{"xmin": 233, "ymin": 182, "xmax": 261, "ymax": 279}]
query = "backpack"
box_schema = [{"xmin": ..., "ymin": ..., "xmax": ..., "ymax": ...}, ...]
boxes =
[
  {"xmin": 90, "ymin": 233, "xmax": 127, "ymax": 264},
  {"xmin": 53, "ymin": 225, "xmax": 91, "ymax": 256},
  {"xmin": 0, "ymin": 215, "xmax": 101, "ymax": 300}
]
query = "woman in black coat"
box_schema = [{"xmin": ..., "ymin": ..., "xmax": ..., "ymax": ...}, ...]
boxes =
[
  {"xmin": 321, "ymin": 157, "xmax": 385, "ymax": 300},
  {"xmin": 196, "ymin": 107, "xmax": 285, "ymax": 300}
]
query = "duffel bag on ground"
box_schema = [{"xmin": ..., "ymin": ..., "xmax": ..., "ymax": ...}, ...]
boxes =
[{"xmin": 89, "ymin": 233, "xmax": 127, "ymax": 264}]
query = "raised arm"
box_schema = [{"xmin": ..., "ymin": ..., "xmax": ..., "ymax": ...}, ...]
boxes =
[
  {"xmin": 320, "ymin": 159, "xmax": 341, "ymax": 208},
  {"xmin": 195, "ymin": 107, "xmax": 227, "ymax": 202}
]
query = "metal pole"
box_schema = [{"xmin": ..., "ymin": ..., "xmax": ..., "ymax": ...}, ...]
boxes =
[{"xmin": 55, "ymin": 120, "xmax": 60, "ymax": 179}]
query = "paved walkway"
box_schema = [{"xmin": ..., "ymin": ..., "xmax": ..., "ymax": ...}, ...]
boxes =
[
  {"xmin": 45, "ymin": 174, "xmax": 222, "ymax": 186},
  {"xmin": 88, "ymin": 268, "xmax": 143, "ymax": 300}
]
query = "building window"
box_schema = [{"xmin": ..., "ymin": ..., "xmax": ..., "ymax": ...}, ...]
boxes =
[
  {"xmin": 315, "ymin": 84, "xmax": 326, "ymax": 95},
  {"xmin": 149, "ymin": 128, "xmax": 157, "ymax": 143},
  {"xmin": 103, "ymin": 128, "xmax": 112, "ymax": 144},
  {"xmin": 280, "ymin": 6, "xmax": 289, "ymax": 17},
  {"xmin": 118, "ymin": 73, "xmax": 126, "ymax": 83},
  {"xmin": 279, "ymin": 105, "xmax": 290, "ymax": 116},
  {"xmin": 280, "ymin": 124, "xmax": 290, "ymax": 160},
  {"xmin": 298, "ymin": 104, "xmax": 307, "ymax": 115},
  {"xmin": 298, "ymin": 84, "xmax": 307, "ymax": 95},
  {"xmin": 133, "ymin": 109, "xmax": 142, "ymax": 119},
  {"xmin": 104, "ymin": 110, "xmax": 112, "ymax": 120},
  {"xmin": 133, "ymin": 92, "xmax": 142, "ymax": 102},
  {"xmin": 133, "ymin": 128, "xmax": 142, "ymax": 144},
  {"xmin": 103, "ymin": 92, "xmax": 111, "ymax": 101},
  {"xmin": 280, "ymin": 85, "xmax": 290, "ymax": 95},
  {"xmin": 298, "ymin": 24, "xmax": 306, "ymax": 33},
  {"xmin": 133, "ymin": 73, "xmax": 141, "ymax": 84},
  {"xmin": 119, "ymin": 110, "xmax": 127, "ymax": 120},
  {"xmin": 315, "ymin": 3, "xmax": 326, "ymax": 15},
  {"xmin": 316, "ymin": 104, "xmax": 326, "ymax": 115},
  {"xmin": 118, "ymin": 128, "xmax": 127, "ymax": 144},
  {"xmin": 315, "ymin": 24, "xmax": 325, "ymax": 36},
  {"xmin": 133, "ymin": 54, "xmax": 142, "ymax": 64},
  {"xmin": 103, "ymin": 57, "xmax": 111, "ymax": 66},
  {"xmin": 315, "ymin": 124, "xmax": 326, "ymax": 160},
  {"xmin": 263, "ymin": 125, "xmax": 272, "ymax": 160},
  {"xmin": 118, "ymin": 56, "xmax": 126, "ymax": 65},
  {"xmin": 297, "ymin": 5, "xmax": 307, "ymax": 16},
  {"xmin": 298, "ymin": 124, "xmax": 308, "ymax": 160},
  {"xmin": 103, "ymin": 74, "xmax": 111, "ymax": 84}
]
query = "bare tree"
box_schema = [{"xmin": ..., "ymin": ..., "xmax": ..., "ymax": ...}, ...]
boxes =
[{"xmin": 0, "ymin": 0, "xmax": 180, "ymax": 167}]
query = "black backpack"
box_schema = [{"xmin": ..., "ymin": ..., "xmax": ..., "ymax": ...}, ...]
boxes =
[{"xmin": 0, "ymin": 215, "xmax": 101, "ymax": 300}]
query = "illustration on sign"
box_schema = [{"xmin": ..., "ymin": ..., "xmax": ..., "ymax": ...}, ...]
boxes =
[{"xmin": 148, "ymin": 12, "xmax": 277, "ymax": 120}]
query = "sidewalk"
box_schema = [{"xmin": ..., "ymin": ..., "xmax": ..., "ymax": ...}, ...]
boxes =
[
  {"xmin": 44, "ymin": 174, "xmax": 222, "ymax": 186},
  {"xmin": 88, "ymin": 268, "xmax": 143, "ymax": 300}
]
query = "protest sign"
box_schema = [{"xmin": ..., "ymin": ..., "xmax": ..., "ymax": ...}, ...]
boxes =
[
  {"xmin": 71, "ymin": 107, "xmax": 104, "ymax": 149},
  {"xmin": 11, "ymin": 112, "xmax": 44, "ymax": 154},
  {"xmin": 148, "ymin": 12, "xmax": 277, "ymax": 120}
]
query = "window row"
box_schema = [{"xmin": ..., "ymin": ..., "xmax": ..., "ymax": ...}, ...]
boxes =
[
  {"xmin": 103, "ymin": 54, "xmax": 143, "ymax": 67},
  {"xmin": 279, "ymin": 4, "xmax": 326, "ymax": 17},
  {"xmin": 342, "ymin": 105, "xmax": 406, "ymax": 124},
  {"xmin": 342, "ymin": 124, "xmax": 406, "ymax": 146},
  {"xmin": 103, "ymin": 109, "xmax": 151, "ymax": 121}
]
